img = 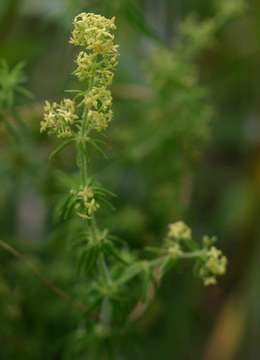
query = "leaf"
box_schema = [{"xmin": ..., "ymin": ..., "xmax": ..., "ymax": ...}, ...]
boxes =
[
  {"xmin": 141, "ymin": 267, "xmax": 151, "ymax": 303},
  {"xmin": 89, "ymin": 138, "xmax": 108, "ymax": 158},
  {"xmin": 185, "ymin": 238, "xmax": 199, "ymax": 252},
  {"xmin": 159, "ymin": 256, "xmax": 175, "ymax": 278},
  {"xmin": 123, "ymin": 0, "xmax": 161, "ymax": 42},
  {"xmin": 106, "ymin": 245, "xmax": 129, "ymax": 265},
  {"xmin": 100, "ymin": 297, "xmax": 112, "ymax": 325},
  {"xmin": 16, "ymin": 86, "xmax": 33, "ymax": 99},
  {"xmin": 49, "ymin": 138, "xmax": 74, "ymax": 160},
  {"xmin": 117, "ymin": 262, "xmax": 145, "ymax": 285}
]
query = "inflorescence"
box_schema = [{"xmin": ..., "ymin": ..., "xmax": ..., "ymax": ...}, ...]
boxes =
[
  {"xmin": 165, "ymin": 221, "xmax": 227, "ymax": 285},
  {"xmin": 41, "ymin": 12, "xmax": 118, "ymax": 141},
  {"xmin": 41, "ymin": 12, "xmax": 119, "ymax": 220}
]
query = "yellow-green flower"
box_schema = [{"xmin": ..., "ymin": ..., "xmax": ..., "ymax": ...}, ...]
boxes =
[
  {"xmin": 168, "ymin": 221, "xmax": 192, "ymax": 241},
  {"xmin": 83, "ymin": 86, "xmax": 113, "ymax": 131},
  {"xmin": 75, "ymin": 185, "xmax": 100, "ymax": 219},
  {"xmin": 74, "ymin": 51, "xmax": 95, "ymax": 81},
  {"xmin": 199, "ymin": 246, "xmax": 227, "ymax": 286},
  {"xmin": 41, "ymin": 99, "xmax": 78, "ymax": 138},
  {"xmin": 88, "ymin": 110, "xmax": 112, "ymax": 132},
  {"xmin": 71, "ymin": 12, "xmax": 119, "ymax": 87},
  {"xmin": 85, "ymin": 87, "xmax": 112, "ymax": 110},
  {"xmin": 168, "ymin": 244, "xmax": 183, "ymax": 258},
  {"xmin": 70, "ymin": 13, "xmax": 117, "ymax": 55}
]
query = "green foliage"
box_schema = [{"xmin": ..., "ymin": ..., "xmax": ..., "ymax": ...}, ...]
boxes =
[{"xmin": 0, "ymin": 60, "xmax": 31, "ymax": 109}]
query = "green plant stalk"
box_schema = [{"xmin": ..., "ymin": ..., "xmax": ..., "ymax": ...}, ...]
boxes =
[{"xmin": 77, "ymin": 108, "xmax": 111, "ymax": 285}]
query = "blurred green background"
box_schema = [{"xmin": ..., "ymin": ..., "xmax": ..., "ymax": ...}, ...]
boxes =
[{"xmin": 0, "ymin": 0, "xmax": 260, "ymax": 359}]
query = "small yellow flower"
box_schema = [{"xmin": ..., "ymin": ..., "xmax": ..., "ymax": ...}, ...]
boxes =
[
  {"xmin": 88, "ymin": 109, "xmax": 113, "ymax": 132},
  {"xmin": 85, "ymin": 198, "xmax": 100, "ymax": 216},
  {"xmin": 41, "ymin": 99, "xmax": 78, "ymax": 138},
  {"xmin": 81, "ymin": 86, "xmax": 113, "ymax": 131},
  {"xmin": 78, "ymin": 185, "xmax": 94, "ymax": 202},
  {"xmin": 85, "ymin": 87, "xmax": 112, "ymax": 111},
  {"xmin": 168, "ymin": 244, "xmax": 183, "ymax": 258},
  {"xmin": 75, "ymin": 185, "xmax": 100, "ymax": 218},
  {"xmin": 206, "ymin": 247, "xmax": 227, "ymax": 276},
  {"xmin": 74, "ymin": 51, "xmax": 95, "ymax": 81},
  {"xmin": 168, "ymin": 221, "xmax": 192, "ymax": 241},
  {"xmin": 70, "ymin": 13, "xmax": 116, "ymax": 55},
  {"xmin": 204, "ymin": 277, "xmax": 216, "ymax": 286},
  {"xmin": 199, "ymin": 246, "xmax": 227, "ymax": 286},
  {"xmin": 71, "ymin": 12, "xmax": 119, "ymax": 88}
]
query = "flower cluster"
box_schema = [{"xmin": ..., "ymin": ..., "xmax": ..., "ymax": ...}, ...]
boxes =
[
  {"xmin": 164, "ymin": 221, "xmax": 192, "ymax": 258},
  {"xmin": 71, "ymin": 13, "xmax": 118, "ymax": 87},
  {"xmin": 168, "ymin": 221, "xmax": 192, "ymax": 241},
  {"xmin": 42, "ymin": 12, "xmax": 118, "ymax": 225},
  {"xmin": 70, "ymin": 13, "xmax": 116, "ymax": 53},
  {"xmin": 74, "ymin": 51, "xmax": 95, "ymax": 81},
  {"xmin": 72, "ymin": 185, "xmax": 100, "ymax": 219},
  {"xmin": 71, "ymin": 13, "xmax": 118, "ymax": 133},
  {"xmin": 41, "ymin": 12, "xmax": 118, "ymax": 141},
  {"xmin": 85, "ymin": 87, "xmax": 113, "ymax": 131},
  {"xmin": 163, "ymin": 221, "xmax": 189, "ymax": 259},
  {"xmin": 162, "ymin": 221, "xmax": 227, "ymax": 285},
  {"xmin": 41, "ymin": 99, "xmax": 78, "ymax": 138},
  {"xmin": 199, "ymin": 246, "xmax": 227, "ymax": 286}
]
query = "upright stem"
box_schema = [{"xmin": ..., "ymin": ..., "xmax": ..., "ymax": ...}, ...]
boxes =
[
  {"xmin": 79, "ymin": 142, "xmax": 88, "ymax": 185},
  {"xmin": 78, "ymin": 110, "xmax": 88, "ymax": 185},
  {"xmin": 77, "ymin": 108, "xmax": 100, "ymax": 239}
]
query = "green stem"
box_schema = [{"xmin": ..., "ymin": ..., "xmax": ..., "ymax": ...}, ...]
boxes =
[
  {"xmin": 180, "ymin": 250, "xmax": 206, "ymax": 259},
  {"xmin": 78, "ymin": 110, "xmax": 88, "ymax": 185},
  {"xmin": 79, "ymin": 143, "xmax": 88, "ymax": 185},
  {"xmin": 77, "ymin": 105, "xmax": 101, "ymax": 240},
  {"xmin": 150, "ymin": 250, "xmax": 207, "ymax": 268},
  {"xmin": 100, "ymin": 252, "xmax": 112, "ymax": 284}
]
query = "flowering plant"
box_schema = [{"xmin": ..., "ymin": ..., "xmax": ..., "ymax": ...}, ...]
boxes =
[{"xmin": 40, "ymin": 12, "xmax": 227, "ymax": 352}]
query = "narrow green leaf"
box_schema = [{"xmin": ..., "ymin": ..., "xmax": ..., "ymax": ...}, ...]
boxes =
[
  {"xmin": 117, "ymin": 262, "xmax": 145, "ymax": 285},
  {"xmin": 49, "ymin": 138, "xmax": 74, "ymax": 160}
]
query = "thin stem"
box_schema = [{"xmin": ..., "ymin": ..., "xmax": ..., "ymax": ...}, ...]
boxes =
[
  {"xmin": 0, "ymin": 111, "xmax": 20, "ymax": 142},
  {"xmin": 128, "ymin": 249, "xmax": 207, "ymax": 323},
  {"xmin": 79, "ymin": 142, "xmax": 88, "ymax": 185},
  {"xmin": 99, "ymin": 252, "xmax": 112, "ymax": 284},
  {"xmin": 180, "ymin": 250, "xmax": 206, "ymax": 259},
  {"xmin": 76, "ymin": 106, "xmax": 90, "ymax": 186},
  {"xmin": 149, "ymin": 250, "xmax": 206, "ymax": 268}
]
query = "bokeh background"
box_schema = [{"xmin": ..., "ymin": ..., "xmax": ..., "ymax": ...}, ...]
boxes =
[{"xmin": 0, "ymin": 0, "xmax": 260, "ymax": 359}]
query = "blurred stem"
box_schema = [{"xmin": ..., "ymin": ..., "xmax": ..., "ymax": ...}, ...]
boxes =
[
  {"xmin": 76, "ymin": 102, "xmax": 112, "ymax": 304},
  {"xmin": 0, "ymin": 113, "xmax": 20, "ymax": 142},
  {"xmin": 0, "ymin": 240, "xmax": 87, "ymax": 313},
  {"xmin": 77, "ymin": 110, "xmax": 101, "ymax": 239},
  {"xmin": 0, "ymin": 110, "xmax": 39, "ymax": 173},
  {"xmin": 79, "ymin": 141, "xmax": 87, "ymax": 185},
  {"xmin": 100, "ymin": 252, "xmax": 112, "ymax": 284},
  {"xmin": 181, "ymin": 250, "xmax": 206, "ymax": 259}
]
